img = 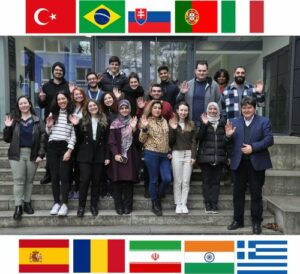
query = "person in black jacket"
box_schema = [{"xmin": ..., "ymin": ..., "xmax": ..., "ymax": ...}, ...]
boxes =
[
  {"xmin": 3, "ymin": 96, "xmax": 46, "ymax": 220},
  {"xmin": 37, "ymin": 62, "xmax": 70, "ymax": 185},
  {"xmin": 99, "ymin": 56, "xmax": 127, "ymax": 92},
  {"xmin": 197, "ymin": 102, "xmax": 228, "ymax": 214},
  {"xmin": 70, "ymin": 99, "xmax": 110, "ymax": 217}
]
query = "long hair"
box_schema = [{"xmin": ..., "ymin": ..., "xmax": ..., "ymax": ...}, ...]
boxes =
[
  {"xmin": 100, "ymin": 92, "xmax": 118, "ymax": 114},
  {"xmin": 71, "ymin": 86, "xmax": 87, "ymax": 112},
  {"xmin": 174, "ymin": 101, "xmax": 195, "ymax": 132},
  {"xmin": 13, "ymin": 95, "xmax": 36, "ymax": 120},
  {"xmin": 81, "ymin": 99, "xmax": 108, "ymax": 131},
  {"xmin": 50, "ymin": 90, "xmax": 74, "ymax": 124},
  {"xmin": 143, "ymin": 100, "xmax": 163, "ymax": 118}
]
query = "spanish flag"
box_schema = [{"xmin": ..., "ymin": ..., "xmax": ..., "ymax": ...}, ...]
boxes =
[
  {"xmin": 73, "ymin": 239, "xmax": 125, "ymax": 273},
  {"xmin": 19, "ymin": 239, "xmax": 69, "ymax": 273}
]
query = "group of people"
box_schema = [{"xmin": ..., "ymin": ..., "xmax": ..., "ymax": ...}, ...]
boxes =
[{"xmin": 3, "ymin": 56, "xmax": 274, "ymax": 234}]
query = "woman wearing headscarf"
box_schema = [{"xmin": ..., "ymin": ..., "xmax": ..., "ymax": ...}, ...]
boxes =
[
  {"xmin": 197, "ymin": 102, "xmax": 228, "ymax": 214},
  {"xmin": 108, "ymin": 100, "xmax": 139, "ymax": 215}
]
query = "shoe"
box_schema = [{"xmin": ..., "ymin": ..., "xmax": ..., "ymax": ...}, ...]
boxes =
[
  {"xmin": 90, "ymin": 206, "xmax": 98, "ymax": 216},
  {"xmin": 50, "ymin": 203, "xmax": 61, "ymax": 215},
  {"xmin": 124, "ymin": 208, "xmax": 132, "ymax": 215},
  {"xmin": 211, "ymin": 204, "xmax": 219, "ymax": 214},
  {"xmin": 23, "ymin": 202, "xmax": 34, "ymax": 214},
  {"xmin": 204, "ymin": 203, "xmax": 212, "ymax": 214},
  {"xmin": 77, "ymin": 207, "xmax": 85, "ymax": 217},
  {"xmin": 57, "ymin": 203, "xmax": 68, "ymax": 216},
  {"xmin": 252, "ymin": 223, "xmax": 262, "ymax": 234},
  {"xmin": 227, "ymin": 221, "xmax": 244, "ymax": 230},
  {"xmin": 106, "ymin": 193, "xmax": 113, "ymax": 199},
  {"xmin": 152, "ymin": 200, "xmax": 162, "ymax": 216},
  {"xmin": 40, "ymin": 175, "xmax": 51, "ymax": 185},
  {"xmin": 13, "ymin": 206, "xmax": 23, "ymax": 220},
  {"xmin": 116, "ymin": 208, "xmax": 124, "ymax": 215},
  {"xmin": 175, "ymin": 204, "xmax": 182, "ymax": 214},
  {"xmin": 73, "ymin": 191, "xmax": 79, "ymax": 200},
  {"xmin": 182, "ymin": 205, "xmax": 189, "ymax": 214}
]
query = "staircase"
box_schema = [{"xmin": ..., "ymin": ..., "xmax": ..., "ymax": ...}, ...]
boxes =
[{"xmin": 0, "ymin": 136, "xmax": 299, "ymax": 235}]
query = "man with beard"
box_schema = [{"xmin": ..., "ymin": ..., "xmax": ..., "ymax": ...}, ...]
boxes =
[
  {"xmin": 38, "ymin": 62, "xmax": 70, "ymax": 184},
  {"xmin": 158, "ymin": 65, "xmax": 180, "ymax": 108},
  {"xmin": 221, "ymin": 66, "xmax": 264, "ymax": 121},
  {"xmin": 86, "ymin": 72, "xmax": 104, "ymax": 103}
]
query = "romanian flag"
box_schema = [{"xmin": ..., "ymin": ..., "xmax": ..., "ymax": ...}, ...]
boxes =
[
  {"xmin": 184, "ymin": 241, "xmax": 235, "ymax": 274},
  {"xmin": 175, "ymin": 0, "xmax": 218, "ymax": 33},
  {"xmin": 129, "ymin": 240, "xmax": 181, "ymax": 273},
  {"xmin": 73, "ymin": 239, "xmax": 125, "ymax": 273},
  {"xmin": 19, "ymin": 239, "xmax": 69, "ymax": 273}
]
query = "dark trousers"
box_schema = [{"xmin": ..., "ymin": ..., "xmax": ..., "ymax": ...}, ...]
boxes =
[
  {"xmin": 201, "ymin": 163, "xmax": 223, "ymax": 205},
  {"xmin": 70, "ymin": 146, "xmax": 80, "ymax": 192},
  {"xmin": 113, "ymin": 181, "xmax": 134, "ymax": 210},
  {"xmin": 233, "ymin": 159, "xmax": 265, "ymax": 224},
  {"xmin": 47, "ymin": 141, "xmax": 72, "ymax": 204},
  {"xmin": 79, "ymin": 162, "xmax": 105, "ymax": 208}
]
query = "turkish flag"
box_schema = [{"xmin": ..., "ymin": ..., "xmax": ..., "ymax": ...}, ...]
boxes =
[{"xmin": 26, "ymin": 0, "xmax": 76, "ymax": 33}]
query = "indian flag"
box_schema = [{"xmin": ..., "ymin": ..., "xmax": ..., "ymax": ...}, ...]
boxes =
[
  {"xmin": 129, "ymin": 240, "xmax": 181, "ymax": 273},
  {"xmin": 184, "ymin": 241, "xmax": 234, "ymax": 274}
]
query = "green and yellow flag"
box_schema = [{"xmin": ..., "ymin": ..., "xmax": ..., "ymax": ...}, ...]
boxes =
[{"xmin": 79, "ymin": 0, "xmax": 125, "ymax": 33}]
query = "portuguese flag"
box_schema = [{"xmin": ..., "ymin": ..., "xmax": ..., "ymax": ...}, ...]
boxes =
[
  {"xmin": 184, "ymin": 241, "xmax": 235, "ymax": 274},
  {"xmin": 175, "ymin": 0, "xmax": 218, "ymax": 33},
  {"xmin": 129, "ymin": 240, "xmax": 181, "ymax": 273}
]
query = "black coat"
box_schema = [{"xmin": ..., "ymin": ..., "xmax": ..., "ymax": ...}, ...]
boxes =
[
  {"xmin": 122, "ymin": 84, "xmax": 144, "ymax": 116},
  {"xmin": 3, "ymin": 115, "xmax": 46, "ymax": 161},
  {"xmin": 160, "ymin": 81, "xmax": 180, "ymax": 108},
  {"xmin": 197, "ymin": 117, "xmax": 228, "ymax": 164},
  {"xmin": 74, "ymin": 121, "xmax": 109, "ymax": 164},
  {"xmin": 100, "ymin": 70, "xmax": 127, "ymax": 92}
]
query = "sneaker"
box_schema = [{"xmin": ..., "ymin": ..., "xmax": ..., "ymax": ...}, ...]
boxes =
[
  {"xmin": 204, "ymin": 203, "xmax": 212, "ymax": 214},
  {"xmin": 175, "ymin": 204, "xmax": 182, "ymax": 214},
  {"xmin": 211, "ymin": 204, "xmax": 219, "ymax": 214},
  {"xmin": 50, "ymin": 203, "xmax": 61, "ymax": 215},
  {"xmin": 182, "ymin": 205, "xmax": 189, "ymax": 214},
  {"xmin": 73, "ymin": 191, "xmax": 79, "ymax": 200},
  {"xmin": 57, "ymin": 203, "xmax": 68, "ymax": 216}
]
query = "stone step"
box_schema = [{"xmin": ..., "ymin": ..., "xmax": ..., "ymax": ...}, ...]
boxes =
[
  {"xmin": 0, "ymin": 209, "xmax": 275, "ymax": 228},
  {"xmin": 0, "ymin": 180, "xmax": 234, "ymax": 195},
  {"xmin": 0, "ymin": 224, "xmax": 282, "ymax": 235},
  {"xmin": 0, "ymin": 194, "xmax": 268, "ymax": 211}
]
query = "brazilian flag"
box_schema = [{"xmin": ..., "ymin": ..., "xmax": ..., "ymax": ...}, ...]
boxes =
[{"xmin": 79, "ymin": 0, "xmax": 125, "ymax": 33}]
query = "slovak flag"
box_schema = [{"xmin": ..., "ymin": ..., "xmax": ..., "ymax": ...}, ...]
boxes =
[{"xmin": 26, "ymin": 0, "xmax": 76, "ymax": 33}]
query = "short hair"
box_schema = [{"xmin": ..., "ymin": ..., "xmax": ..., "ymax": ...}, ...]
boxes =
[
  {"xmin": 214, "ymin": 69, "xmax": 230, "ymax": 84},
  {"xmin": 109, "ymin": 56, "xmax": 121, "ymax": 65},
  {"xmin": 195, "ymin": 60, "xmax": 208, "ymax": 69},
  {"xmin": 86, "ymin": 72, "xmax": 98, "ymax": 80},
  {"xmin": 158, "ymin": 65, "xmax": 169, "ymax": 73},
  {"xmin": 234, "ymin": 66, "xmax": 246, "ymax": 73},
  {"xmin": 150, "ymin": 83, "xmax": 161, "ymax": 92},
  {"xmin": 241, "ymin": 96, "xmax": 256, "ymax": 108}
]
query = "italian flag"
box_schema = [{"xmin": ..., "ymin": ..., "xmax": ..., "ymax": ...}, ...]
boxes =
[
  {"xmin": 184, "ymin": 241, "xmax": 235, "ymax": 274},
  {"xmin": 129, "ymin": 241, "xmax": 181, "ymax": 273}
]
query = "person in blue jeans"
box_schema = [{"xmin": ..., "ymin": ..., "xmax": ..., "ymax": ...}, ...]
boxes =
[{"xmin": 139, "ymin": 100, "xmax": 172, "ymax": 216}]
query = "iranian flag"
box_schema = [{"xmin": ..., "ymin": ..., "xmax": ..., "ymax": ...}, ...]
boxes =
[
  {"xmin": 129, "ymin": 240, "xmax": 181, "ymax": 273},
  {"xmin": 184, "ymin": 241, "xmax": 235, "ymax": 274}
]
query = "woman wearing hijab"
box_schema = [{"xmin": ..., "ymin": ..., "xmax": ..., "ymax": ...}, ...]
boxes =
[
  {"xmin": 197, "ymin": 102, "xmax": 228, "ymax": 214},
  {"xmin": 108, "ymin": 100, "xmax": 139, "ymax": 215}
]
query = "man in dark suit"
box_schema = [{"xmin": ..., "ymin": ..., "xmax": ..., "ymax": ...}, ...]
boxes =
[{"xmin": 225, "ymin": 96, "xmax": 274, "ymax": 234}]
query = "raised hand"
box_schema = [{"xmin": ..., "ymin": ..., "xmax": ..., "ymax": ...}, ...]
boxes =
[
  {"xmin": 140, "ymin": 115, "xmax": 149, "ymax": 129},
  {"xmin": 38, "ymin": 87, "xmax": 46, "ymax": 102},
  {"xmin": 201, "ymin": 113, "xmax": 209, "ymax": 125},
  {"xmin": 137, "ymin": 97, "xmax": 146, "ymax": 109},
  {"xmin": 69, "ymin": 114, "xmax": 80, "ymax": 125},
  {"xmin": 46, "ymin": 113, "xmax": 54, "ymax": 128},
  {"xmin": 255, "ymin": 80, "xmax": 264, "ymax": 93},
  {"xmin": 130, "ymin": 116, "xmax": 138, "ymax": 130},
  {"xmin": 113, "ymin": 87, "xmax": 122, "ymax": 100},
  {"xmin": 180, "ymin": 81, "xmax": 189, "ymax": 94},
  {"xmin": 169, "ymin": 117, "xmax": 178, "ymax": 129},
  {"xmin": 4, "ymin": 115, "xmax": 13, "ymax": 127},
  {"xmin": 225, "ymin": 121, "xmax": 236, "ymax": 137},
  {"xmin": 68, "ymin": 82, "xmax": 76, "ymax": 93}
]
